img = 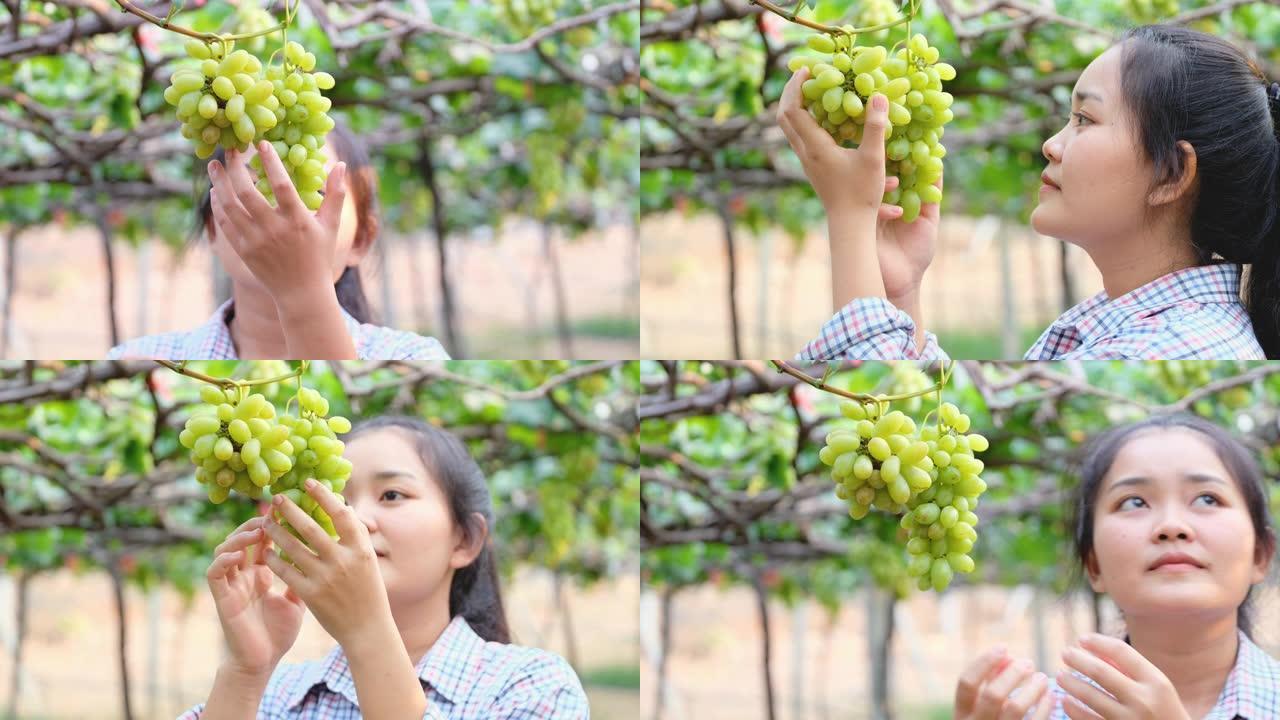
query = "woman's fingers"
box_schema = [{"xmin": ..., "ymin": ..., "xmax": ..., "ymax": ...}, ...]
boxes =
[
  {"xmin": 207, "ymin": 549, "xmax": 246, "ymax": 583},
  {"xmin": 884, "ymin": 175, "xmax": 900, "ymax": 192},
  {"xmin": 777, "ymin": 69, "xmax": 809, "ymax": 158},
  {"xmin": 315, "ymin": 163, "xmax": 347, "ymax": 233},
  {"xmin": 779, "ymin": 67, "xmax": 838, "ymax": 160},
  {"xmin": 997, "ymin": 671, "xmax": 1049, "ymax": 720},
  {"xmin": 224, "ymin": 149, "xmax": 272, "ymax": 217},
  {"xmin": 976, "ymin": 659, "xmax": 1037, "ymax": 716},
  {"xmin": 956, "ymin": 647, "xmax": 1009, "ymax": 713},
  {"xmin": 208, "ymin": 164, "xmax": 252, "ymax": 248},
  {"xmin": 879, "ymin": 203, "xmax": 904, "ymax": 221},
  {"xmin": 254, "ymin": 140, "xmax": 306, "ymax": 214},
  {"xmin": 1057, "ymin": 670, "xmax": 1120, "ymax": 719}
]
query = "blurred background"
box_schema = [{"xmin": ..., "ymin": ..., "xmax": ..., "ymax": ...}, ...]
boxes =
[
  {"xmin": 639, "ymin": 0, "xmax": 1280, "ymax": 358},
  {"xmin": 639, "ymin": 360, "xmax": 1280, "ymax": 720},
  {"xmin": 0, "ymin": 1, "xmax": 640, "ymax": 359},
  {"xmin": 0, "ymin": 360, "xmax": 640, "ymax": 719}
]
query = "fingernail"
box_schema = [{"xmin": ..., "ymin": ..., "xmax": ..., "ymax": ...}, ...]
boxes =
[
  {"xmin": 305, "ymin": 478, "xmax": 317, "ymax": 489},
  {"xmin": 273, "ymin": 494, "xmax": 284, "ymax": 505},
  {"xmin": 872, "ymin": 94, "xmax": 887, "ymax": 111}
]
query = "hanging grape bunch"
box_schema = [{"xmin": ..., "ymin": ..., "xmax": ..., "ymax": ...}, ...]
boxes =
[
  {"xmin": 819, "ymin": 398, "xmax": 988, "ymax": 592},
  {"xmin": 494, "ymin": 0, "xmax": 563, "ymax": 35},
  {"xmin": 1125, "ymin": 0, "xmax": 1179, "ymax": 23},
  {"xmin": 179, "ymin": 377, "xmax": 353, "ymax": 540},
  {"xmin": 854, "ymin": 0, "xmax": 902, "ymax": 42},
  {"xmin": 248, "ymin": 41, "xmax": 337, "ymax": 211},
  {"xmin": 233, "ymin": 0, "xmax": 277, "ymax": 54},
  {"xmin": 789, "ymin": 32, "xmax": 956, "ymax": 222},
  {"xmin": 887, "ymin": 363, "xmax": 932, "ymax": 413},
  {"xmin": 164, "ymin": 34, "xmax": 335, "ymax": 210}
]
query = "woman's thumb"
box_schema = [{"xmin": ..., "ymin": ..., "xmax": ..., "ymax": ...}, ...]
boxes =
[{"xmin": 860, "ymin": 93, "xmax": 890, "ymax": 159}]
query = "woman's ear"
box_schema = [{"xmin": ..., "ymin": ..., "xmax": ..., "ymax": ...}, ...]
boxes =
[
  {"xmin": 345, "ymin": 171, "xmax": 378, "ymax": 268},
  {"xmin": 1251, "ymin": 529, "xmax": 1276, "ymax": 584},
  {"xmin": 1085, "ymin": 549, "xmax": 1106, "ymax": 593},
  {"xmin": 449, "ymin": 512, "xmax": 488, "ymax": 570},
  {"xmin": 1147, "ymin": 140, "xmax": 1198, "ymax": 207}
]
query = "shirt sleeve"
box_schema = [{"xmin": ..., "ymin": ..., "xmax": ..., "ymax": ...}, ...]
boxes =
[
  {"xmin": 799, "ymin": 297, "xmax": 948, "ymax": 362},
  {"xmin": 485, "ymin": 651, "xmax": 590, "ymax": 720},
  {"xmin": 175, "ymin": 704, "xmax": 204, "ymax": 720}
]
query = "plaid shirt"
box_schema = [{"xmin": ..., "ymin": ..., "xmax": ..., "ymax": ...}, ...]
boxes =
[
  {"xmin": 799, "ymin": 263, "xmax": 1265, "ymax": 361},
  {"xmin": 108, "ymin": 300, "xmax": 449, "ymax": 360},
  {"xmin": 1037, "ymin": 631, "xmax": 1280, "ymax": 720},
  {"xmin": 177, "ymin": 616, "xmax": 589, "ymax": 719}
]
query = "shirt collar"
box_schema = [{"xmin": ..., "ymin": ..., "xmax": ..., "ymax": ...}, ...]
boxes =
[
  {"xmin": 284, "ymin": 616, "xmax": 484, "ymax": 711},
  {"xmin": 1215, "ymin": 629, "xmax": 1280, "ymax": 720},
  {"xmin": 181, "ymin": 298, "xmax": 365, "ymax": 358},
  {"xmin": 1052, "ymin": 263, "xmax": 1242, "ymax": 343}
]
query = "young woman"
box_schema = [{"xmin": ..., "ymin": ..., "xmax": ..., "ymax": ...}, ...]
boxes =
[
  {"xmin": 779, "ymin": 25, "xmax": 1280, "ymax": 360},
  {"xmin": 953, "ymin": 415, "xmax": 1279, "ymax": 719},
  {"xmin": 180, "ymin": 416, "xmax": 588, "ymax": 719},
  {"xmin": 109, "ymin": 125, "xmax": 449, "ymax": 360}
]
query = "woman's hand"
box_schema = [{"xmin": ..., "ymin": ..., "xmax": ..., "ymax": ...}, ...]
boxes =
[
  {"xmin": 955, "ymin": 646, "xmax": 1055, "ymax": 720},
  {"xmin": 1057, "ymin": 634, "xmax": 1193, "ymax": 720},
  {"xmin": 778, "ymin": 68, "xmax": 891, "ymax": 220},
  {"xmin": 207, "ymin": 142, "xmax": 347, "ymax": 313},
  {"xmin": 261, "ymin": 478, "xmax": 393, "ymax": 651},
  {"xmin": 206, "ymin": 515, "xmax": 306, "ymax": 677},
  {"xmin": 876, "ymin": 174, "xmax": 941, "ymax": 305}
]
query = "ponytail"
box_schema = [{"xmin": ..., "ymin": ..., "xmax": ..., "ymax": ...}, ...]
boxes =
[
  {"xmin": 1118, "ymin": 26, "xmax": 1280, "ymax": 358},
  {"xmin": 347, "ymin": 416, "xmax": 512, "ymax": 644}
]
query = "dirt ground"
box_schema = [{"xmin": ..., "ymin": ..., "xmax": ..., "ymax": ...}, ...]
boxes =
[
  {"xmin": 639, "ymin": 583, "xmax": 1280, "ymax": 720},
  {"xmin": 0, "ymin": 219, "xmax": 638, "ymax": 360},
  {"xmin": 0, "ymin": 567, "xmax": 638, "ymax": 720},
  {"xmin": 640, "ymin": 212, "xmax": 1105, "ymax": 359}
]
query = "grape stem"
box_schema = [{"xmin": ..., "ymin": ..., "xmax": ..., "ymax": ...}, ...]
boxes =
[
  {"xmin": 747, "ymin": 0, "xmax": 918, "ymax": 35},
  {"xmin": 112, "ymin": 0, "xmax": 296, "ymax": 43},
  {"xmin": 154, "ymin": 360, "xmax": 304, "ymax": 390},
  {"xmin": 769, "ymin": 360, "xmax": 954, "ymax": 403}
]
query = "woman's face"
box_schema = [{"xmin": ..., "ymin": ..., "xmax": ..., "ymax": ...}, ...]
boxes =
[
  {"xmin": 208, "ymin": 145, "xmax": 364, "ymax": 291},
  {"xmin": 1087, "ymin": 428, "xmax": 1270, "ymax": 622},
  {"xmin": 341, "ymin": 429, "xmax": 485, "ymax": 609},
  {"xmin": 1031, "ymin": 44, "xmax": 1163, "ymax": 249}
]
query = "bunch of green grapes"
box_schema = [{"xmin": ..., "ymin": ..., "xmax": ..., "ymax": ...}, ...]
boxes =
[
  {"xmin": 900, "ymin": 402, "xmax": 987, "ymax": 592},
  {"xmin": 495, "ymin": 0, "xmax": 562, "ymax": 35},
  {"xmin": 854, "ymin": 0, "xmax": 902, "ymax": 42},
  {"xmin": 789, "ymin": 32, "xmax": 956, "ymax": 222},
  {"xmin": 249, "ymin": 40, "xmax": 336, "ymax": 211},
  {"xmin": 181, "ymin": 386, "xmax": 296, "ymax": 503},
  {"xmin": 1124, "ymin": 0, "xmax": 1179, "ymax": 22},
  {"xmin": 233, "ymin": 0, "xmax": 277, "ymax": 55},
  {"xmin": 165, "ymin": 40, "xmax": 280, "ymax": 159},
  {"xmin": 850, "ymin": 538, "xmax": 914, "ymax": 599},
  {"xmin": 242, "ymin": 360, "xmax": 293, "ymax": 404},
  {"xmin": 887, "ymin": 363, "xmax": 932, "ymax": 414},
  {"xmin": 820, "ymin": 399, "xmax": 988, "ymax": 591},
  {"xmin": 182, "ymin": 382, "xmax": 352, "ymax": 539},
  {"xmin": 1154, "ymin": 361, "xmax": 1213, "ymax": 396}
]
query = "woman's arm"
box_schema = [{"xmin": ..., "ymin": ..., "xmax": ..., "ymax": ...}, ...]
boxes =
[
  {"xmin": 200, "ymin": 665, "xmax": 275, "ymax": 720},
  {"xmin": 274, "ymin": 284, "xmax": 359, "ymax": 359},
  {"xmin": 343, "ymin": 616, "xmax": 430, "ymax": 719}
]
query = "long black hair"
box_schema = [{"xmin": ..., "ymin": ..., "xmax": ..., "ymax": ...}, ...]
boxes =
[
  {"xmin": 1070, "ymin": 414, "xmax": 1276, "ymax": 639},
  {"xmin": 346, "ymin": 415, "xmax": 511, "ymax": 644},
  {"xmin": 1119, "ymin": 25, "xmax": 1280, "ymax": 358},
  {"xmin": 194, "ymin": 121, "xmax": 377, "ymax": 324}
]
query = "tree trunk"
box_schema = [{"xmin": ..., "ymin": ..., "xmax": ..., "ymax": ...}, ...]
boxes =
[
  {"xmin": 753, "ymin": 574, "xmax": 777, "ymax": 720},
  {"xmin": 790, "ymin": 602, "xmax": 807, "ymax": 720},
  {"xmin": 868, "ymin": 588, "xmax": 896, "ymax": 720},
  {"xmin": 715, "ymin": 199, "xmax": 743, "ymax": 359},
  {"xmin": 415, "ymin": 134, "xmax": 463, "ymax": 356},
  {"xmin": 554, "ymin": 572, "xmax": 581, "ymax": 671},
  {"xmin": 653, "ymin": 587, "xmax": 674, "ymax": 720},
  {"xmin": 1, "ymin": 228, "xmax": 18, "ymax": 358},
  {"xmin": 110, "ymin": 566, "xmax": 135, "ymax": 720},
  {"xmin": 94, "ymin": 208, "xmax": 121, "ymax": 348},
  {"xmin": 135, "ymin": 241, "xmax": 151, "ymax": 338},
  {"xmin": 6, "ymin": 570, "xmax": 30, "ymax": 720},
  {"xmin": 542, "ymin": 223, "xmax": 574, "ymax": 358}
]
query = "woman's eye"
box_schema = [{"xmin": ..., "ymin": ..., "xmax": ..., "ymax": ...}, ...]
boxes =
[
  {"xmin": 1192, "ymin": 493, "xmax": 1221, "ymax": 507},
  {"xmin": 381, "ymin": 490, "xmax": 404, "ymax": 502},
  {"xmin": 1117, "ymin": 496, "xmax": 1146, "ymax": 510}
]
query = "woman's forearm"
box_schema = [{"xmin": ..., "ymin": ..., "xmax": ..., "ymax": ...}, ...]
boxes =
[
  {"xmin": 828, "ymin": 208, "xmax": 886, "ymax": 309},
  {"xmin": 887, "ymin": 289, "xmax": 926, "ymax": 353},
  {"xmin": 201, "ymin": 664, "xmax": 272, "ymax": 720},
  {"xmin": 276, "ymin": 283, "xmax": 359, "ymax": 359},
  {"xmin": 345, "ymin": 616, "xmax": 429, "ymax": 720}
]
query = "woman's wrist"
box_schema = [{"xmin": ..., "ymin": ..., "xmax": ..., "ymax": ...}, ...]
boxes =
[{"xmin": 202, "ymin": 662, "xmax": 273, "ymax": 720}]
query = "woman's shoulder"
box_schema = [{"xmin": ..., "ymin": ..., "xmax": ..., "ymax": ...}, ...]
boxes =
[
  {"xmin": 108, "ymin": 331, "xmax": 210, "ymax": 360},
  {"xmin": 350, "ymin": 321, "xmax": 451, "ymax": 360}
]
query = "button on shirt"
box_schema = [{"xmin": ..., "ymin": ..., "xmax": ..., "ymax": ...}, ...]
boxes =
[
  {"xmin": 108, "ymin": 300, "xmax": 449, "ymax": 360},
  {"xmin": 1038, "ymin": 631, "xmax": 1280, "ymax": 720},
  {"xmin": 176, "ymin": 616, "xmax": 589, "ymax": 719},
  {"xmin": 800, "ymin": 263, "xmax": 1265, "ymax": 361}
]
